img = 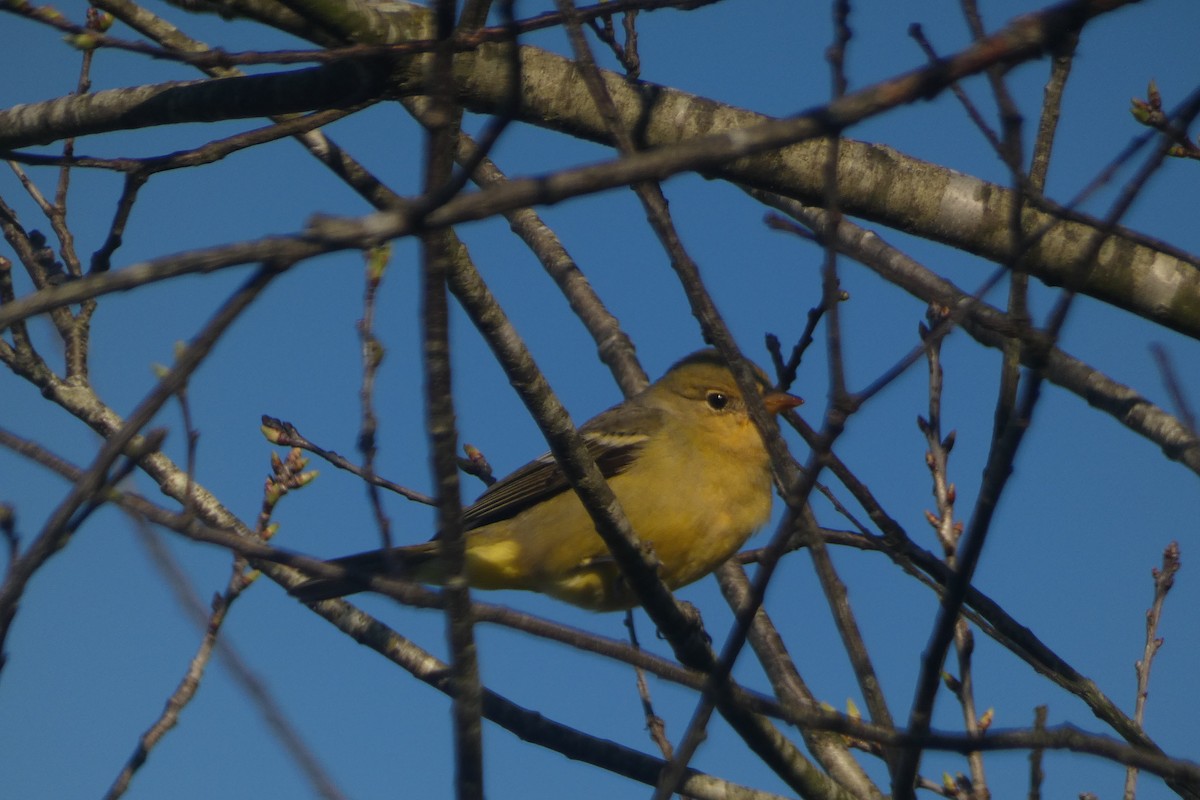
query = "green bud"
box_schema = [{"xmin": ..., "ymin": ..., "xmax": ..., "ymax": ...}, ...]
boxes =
[{"xmin": 64, "ymin": 32, "xmax": 99, "ymax": 51}]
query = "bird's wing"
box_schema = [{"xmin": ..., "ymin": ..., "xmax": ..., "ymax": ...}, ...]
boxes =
[{"xmin": 462, "ymin": 402, "xmax": 666, "ymax": 530}]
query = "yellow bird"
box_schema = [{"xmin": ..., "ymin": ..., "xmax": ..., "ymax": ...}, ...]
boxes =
[{"xmin": 291, "ymin": 349, "xmax": 802, "ymax": 611}]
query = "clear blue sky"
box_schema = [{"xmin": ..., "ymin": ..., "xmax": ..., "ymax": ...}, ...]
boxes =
[{"xmin": 1, "ymin": 2, "xmax": 1198, "ymax": 798}]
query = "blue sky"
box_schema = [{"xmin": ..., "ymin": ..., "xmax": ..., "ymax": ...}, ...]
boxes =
[{"xmin": 1, "ymin": 2, "xmax": 1198, "ymax": 798}]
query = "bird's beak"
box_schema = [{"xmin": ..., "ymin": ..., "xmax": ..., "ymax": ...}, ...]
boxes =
[{"xmin": 763, "ymin": 390, "xmax": 803, "ymax": 414}]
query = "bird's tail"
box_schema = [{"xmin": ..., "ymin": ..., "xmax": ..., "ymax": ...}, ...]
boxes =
[{"xmin": 289, "ymin": 541, "xmax": 442, "ymax": 602}]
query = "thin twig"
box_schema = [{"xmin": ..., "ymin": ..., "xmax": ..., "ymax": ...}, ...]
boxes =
[
  {"xmin": 1, "ymin": 421, "xmax": 794, "ymax": 724},
  {"xmin": 1029, "ymin": 705, "xmax": 1047, "ymax": 800},
  {"xmin": 455, "ymin": 138, "xmax": 647, "ymax": 396},
  {"xmin": 127, "ymin": 514, "xmax": 346, "ymax": 800},
  {"xmin": 8, "ymin": 426, "xmax": 1200, "ymax": 791},
  {"xmin": 260, "ymin": 415, "xmax": 435, "ymax": 505},
  {"xmin": 0, "ymin": 264, "xmax": 281, "ymax": 669},
  {"xmin": 891, "ymin": 88, "xmax": 1197, "ymax": 791},
  {"xmin": 1123, "ymin": 542, "xmax": 1182, "ymax": 800},
  {"xmin": 624, "ymin": 611, "xmax": 677, "ymax": 763},
  {"xmin": 357, "ymin": 245, "xmax": 394, "ymax": 552},
  {"xmin": 1151, "ymin": 344, "xmax": 1198, "ymax": 435},
  {"xmin": 103, "ymin": 559, "xmax": 254, "ymax": 799},
  {"xmin": 919, "ymin": 306, "xmax": 989, "ymax": 798},
  {"xmin": 6, "ymin": 0, "xmax": 717, "ymax": 71},
  {"xmin": 717, "ymin": 561, "xmax": 884, "ymax": 799},
  {"xmin": 419, "ymin": 2, "xmax": 484, "ymax": 794},
  {"xmin": 550, "ymin": 3, "xmax": 849, "ymax": 795}
]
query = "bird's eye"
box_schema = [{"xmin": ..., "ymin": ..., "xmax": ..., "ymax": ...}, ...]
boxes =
[{"xmin": 706, "ymin": 391, "xmax": 729, "ymax": 410}]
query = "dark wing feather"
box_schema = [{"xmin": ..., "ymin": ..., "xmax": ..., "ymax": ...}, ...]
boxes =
[{"xmin": 462, "ymin": 403, "xmax": 665, "ymax": 530}]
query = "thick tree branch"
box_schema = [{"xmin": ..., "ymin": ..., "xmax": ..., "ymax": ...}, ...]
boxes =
[
  {"xmin": 4, "ymin": 0, "xmax": 1195, "ymax": 341},
  {"xmin": 0, "ymin": 61, "xmax": 391, "ymax": 150},
  {"xmin": 756, "ymin": 194, "xmax": 1200, "ymax": 479}
]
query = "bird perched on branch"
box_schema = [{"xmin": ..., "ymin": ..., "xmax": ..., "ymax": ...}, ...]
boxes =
[{"xmin": 290, "ymin": 349, "xmax": 802, "ymax": 611}]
